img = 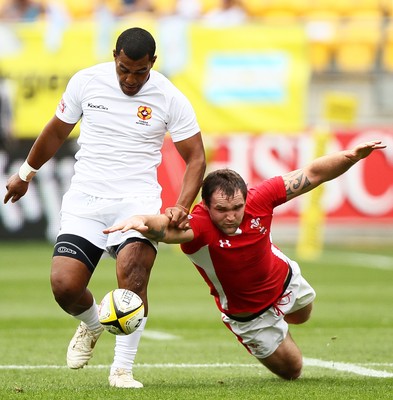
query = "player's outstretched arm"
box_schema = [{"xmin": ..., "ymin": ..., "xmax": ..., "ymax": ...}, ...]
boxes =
[
  {"xmin": 283, "ymin": 140, "xmax": 386, "ymax": 201},
  {"xmin": 103, "ymin": 214, "xmax": 194, "ymax": 244}
]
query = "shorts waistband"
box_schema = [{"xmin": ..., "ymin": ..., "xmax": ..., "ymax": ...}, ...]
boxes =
[{"xmin": 225, "ymin": 263, "xmax": 293, "ymax": 323}]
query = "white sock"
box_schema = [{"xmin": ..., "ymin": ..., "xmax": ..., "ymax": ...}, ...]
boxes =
[
  {"xmin": 111, "ymin": 317, "xmax": 147, "ymax": 373},
  {"xmin": 74, "ymin": 301, "xmax": 102, "ymax": 331}
]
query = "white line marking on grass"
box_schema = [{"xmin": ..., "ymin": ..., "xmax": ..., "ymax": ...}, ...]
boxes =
[
  {"xmin": 362, "ymin": 363, "xmax": 393, "ymax": 367},
  {"xmin": 142, "ymin": 330, "xmax": 180, "ymax": 340},
  {"xmin": 1, "ymin": 359, "xmax": 392, "ymax": 378},
  {"xmin": 131, "ymin": 363, "xmax": 256, "ymax": 368},
  {"xmin": 304, "ymin": 358, "xmax": 393, "ymax": 378}
]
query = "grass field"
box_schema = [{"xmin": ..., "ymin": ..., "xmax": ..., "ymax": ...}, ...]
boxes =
[{"xmin": 1, "ymin": 241, "xmax": 393, "ymax": 399}]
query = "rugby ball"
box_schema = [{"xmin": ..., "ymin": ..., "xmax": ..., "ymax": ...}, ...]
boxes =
[{"xmin": 98, "ymin": 289, "xmax": 144, "ymax": 335}]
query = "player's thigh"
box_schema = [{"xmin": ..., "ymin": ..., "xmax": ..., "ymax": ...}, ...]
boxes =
[
  {"xmin": 258, "ymin": 331, "xmax": 302, "ymax": 380},
  {"xmin": 224, "ymin": 313, "xmax": 302, "ymax": 379},
  {"xmin": 285, "ymin": 302, "xmax": 313, "ymax": 324},
  {"xmin": 51, "ymin": 234, "xmax": 104, "ymax": 296},
  {"xmin": 115, "ymin": 239, "xmax": 157, "ymax": 290}
]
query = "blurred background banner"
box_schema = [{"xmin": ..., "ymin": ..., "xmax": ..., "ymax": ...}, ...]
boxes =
[
  {"xmin": 1, "ymin": 129, "xmax": 392, "ymax": 241},
  {"xmin": 0, "ymin": 19, "xmax": 308, "ymax": 137},
  {"xmin": 0, "ymin": 21, "xmax": 100, "ymax": 137},
  {"xmin": 169, "ymin": 23, "xmax": 309, "ymax": 133}
]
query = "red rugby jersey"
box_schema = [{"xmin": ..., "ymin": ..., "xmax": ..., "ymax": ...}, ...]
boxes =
[{"xmin": 181, "ymin": 176, "xmax": 290, "ymax": 315}]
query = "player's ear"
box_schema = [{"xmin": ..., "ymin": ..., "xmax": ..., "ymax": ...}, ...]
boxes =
[
  {"xmin": 113, "ymin": 49, "xmax": 117, "ymax": 59},
  {"xmin": 150, "ymin": 55, "xmax": 157, "ymax": 66},
  {"xmin": 202, "ymin": 200, "xmax": 208, "ymax": 210}
]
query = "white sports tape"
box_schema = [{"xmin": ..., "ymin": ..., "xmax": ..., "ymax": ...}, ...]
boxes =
[{"xmin": 18, "ymin": 160, "xmax": 38, "ymax": 182}]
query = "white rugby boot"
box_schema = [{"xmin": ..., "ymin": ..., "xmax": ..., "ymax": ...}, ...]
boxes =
[
  {"xmin": 67, "ymin": 322, "xmax": 104, "ymax": 369},
  {"xmin": 108, "ymin": 368, "xmax": 143, "ymax": 388}
]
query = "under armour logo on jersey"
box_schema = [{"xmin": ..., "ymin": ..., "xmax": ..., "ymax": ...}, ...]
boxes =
[{"xmin": 219, "ymin": 239, "xmax": 231, "ymax": 248}]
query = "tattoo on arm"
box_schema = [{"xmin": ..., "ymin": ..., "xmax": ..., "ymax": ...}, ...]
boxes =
[
  {"xmin": 285, "ymin": 170, "xmax": 311, "ymax": 197},
  {"xmin": 147, "ymin": 226, "xmax": 166, "ymax": 241}
]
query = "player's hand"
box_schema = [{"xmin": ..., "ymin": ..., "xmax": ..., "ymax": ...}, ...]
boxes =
[
  {"xmin": 164, "ymin": 205, "xmax": 189, "ymax": 229},
  {"xmin": 103, "ymin": 216, "xmax": 148, "ymax": 234},
  {"xmin": 347, "ymin": 140, "xmax": 386, "ymax": 163},
  {"xmin": 3, "ymin": 174, "xmax": 29, "ymax": 204}
]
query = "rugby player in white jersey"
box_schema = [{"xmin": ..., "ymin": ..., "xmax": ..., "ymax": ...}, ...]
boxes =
[
  {"xmin": 4, "ymin": 27, "xmax": 206, "ymax": 388},
  {"xmin": 105, "ymin": 140, "xmax": 385, "ymax": 380}
]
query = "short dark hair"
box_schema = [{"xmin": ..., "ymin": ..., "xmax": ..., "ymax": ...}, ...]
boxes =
[
  {"xmin": 201, "ymin": 169, "xmax": 248, "ymax": 207},
  {"xmin": 115, "ymin": 27, "xmax": 156, "ymax": 60}
]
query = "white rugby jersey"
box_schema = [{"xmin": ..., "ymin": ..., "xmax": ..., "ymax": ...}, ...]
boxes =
[{"xmin": 55, "ymin": 62, "xmax": 200, "ymax": 197}]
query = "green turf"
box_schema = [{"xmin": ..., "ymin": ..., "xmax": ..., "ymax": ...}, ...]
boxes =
[{"xmin": 1, "ymin": 241, "xmax": 393, "ymax": 399}]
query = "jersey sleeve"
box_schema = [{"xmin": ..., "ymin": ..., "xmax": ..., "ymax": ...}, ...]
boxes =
[
  {"xmin": 166, "ymin": 89, "xmax": 200, "ymax": 142},
  {"xmin": 247, "ymin": 176, "xmax": 287, "ymax": 213},
  {"xmin": 55, "ymin": 71, "xmax": 83, "ymax": 124},
  {"xmin": 180, "ymin": 204, "xmax": 208, "ymax": 254}
]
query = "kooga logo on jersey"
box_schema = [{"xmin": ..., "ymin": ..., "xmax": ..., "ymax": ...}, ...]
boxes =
[{"xmin": 87, "ymin": 103, "xmax": 108, "ymax": 110}]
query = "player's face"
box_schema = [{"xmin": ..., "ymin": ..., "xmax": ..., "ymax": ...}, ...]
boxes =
[
  {"xmin": 204, "ymin": 189, "xmax": 246, "ymax": 235},
  {"xmin": 114, "ymin": 50, "xmax": 156, "ymax": 96}
]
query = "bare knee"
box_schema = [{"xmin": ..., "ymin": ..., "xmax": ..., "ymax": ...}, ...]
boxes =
[
  {"xmin": 259, "ymin": 331, "xmax": 303, "ymax": 380},
  {"xmin": 260, "ymin": 356, "xmax": 302, "ymax": 380},
  {"xmin": 50, "ymin": 258, "xmax": 92, "ymax": 314},
  {"xmin": 279, "ymin": 361, "xmax": 302, "ymax": 380},
  {"xmin": 51, "ymin": 276, "xmax": 81, "ymax": 308}
]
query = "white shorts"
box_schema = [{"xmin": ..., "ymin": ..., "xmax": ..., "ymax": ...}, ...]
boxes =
[
  {"xmin": 221, "ymin": 259, "xmax": 316, "ymax": 359},
  {"xmin": 58, "ymin": 189, "xmax": 162, "ymax": 252}
]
